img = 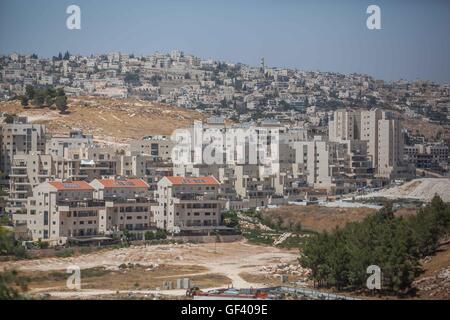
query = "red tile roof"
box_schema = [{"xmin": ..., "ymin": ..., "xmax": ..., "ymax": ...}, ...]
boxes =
[
  {"xmin": 165, "ymin": 176, "xmax": 219, "ymax": 185},
  {"xmin": 49, "ymin": 181, "xmax": 94, "ymax": 191},
  {"xmin": 96, "ymin": 178, "xmax": 149, "ymax": 188}
]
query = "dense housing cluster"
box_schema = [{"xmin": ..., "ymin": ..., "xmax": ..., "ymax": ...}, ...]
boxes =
[{"xmin": 0, "ymin": 51, "xmax": 449, "ymax": 247}]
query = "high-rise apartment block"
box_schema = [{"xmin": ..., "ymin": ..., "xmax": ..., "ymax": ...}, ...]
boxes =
[{"xmin": 329, "ymin": 108, "xmax": 413, "ymax": 180}]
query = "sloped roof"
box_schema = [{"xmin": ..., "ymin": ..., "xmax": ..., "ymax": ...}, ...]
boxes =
[
  {"xmin": 165, "ymin": 176, "xmax": 219, "ymax": 185},
  {"xmin": 95, "ymin": 178, "xmax": 149, "ymax": 188},
  {"xmin": 49, "ymin": 181, "xmax": 94, "ymax": 191}
]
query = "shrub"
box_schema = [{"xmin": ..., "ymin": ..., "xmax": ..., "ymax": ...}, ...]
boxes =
[{"xmin": 55, "ymin": 248, "xmax": 74, "ymax": 258}]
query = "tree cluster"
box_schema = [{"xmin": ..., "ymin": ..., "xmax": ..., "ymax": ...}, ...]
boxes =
[
  {"xmin": 144, "ymin": 229, "xmax": 168, "ymax": 241},
  {"xmin": 124, "ymin": 72, "xmax": 141, "ymax": 86},
  {"xmin": 300, "ymin": 195, "xmax": 450, "ymax": 293},
  {"xmin": 0, "ymin": 226, "xmax": 27, "ymax": 259},
  {"xmin": 21, "ymin": 85, "xmax": 68, "ymax": 114}
]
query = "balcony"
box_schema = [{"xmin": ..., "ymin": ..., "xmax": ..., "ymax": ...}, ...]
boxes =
[
  {"xmin": 11, "ymin": 189, "xmax": 28, "ymax": 194},
  {"xmin": 11, "ymin": 165, "xmax": 26, "ymax": 169},
  {"xmin": 105, "ymin": 197, "xmax": 155, "ymax": 205},
  {"xmin": 7, "ymin": 197, "xmax": 27, "ymax": 202},
  {"xmin": 14, "ymin": 181, "xmax": 31, "ymax": 186},
  {"xmin": 38, "ymin": 171, "xmax": 50, "ymax": 177},
  {"xmin": 9, "ymin": 172, "xmax": 27, "ymax": 178},
  {"xmin": 57, "ymin": 199, "xmax": 105, "ymax": 210},
  {"xmin": 173, "ymin": 193, "xmax": 222, "ymax": 202}
]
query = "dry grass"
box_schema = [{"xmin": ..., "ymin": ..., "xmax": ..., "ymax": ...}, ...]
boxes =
[
  {"xmin": 261, "ymin": 205, "xmax": 377, "ymax": 233},
  {"xmin": 190, "ymin": 273, "xmax": 232, "ymax": 288},
  {"xmin": 413, "ymin": 241, "xmax": 450, "ymax": 300},
  {"xmin": 394, "ymin": 207, "xmax": 418, "ymax": 218},
  {"xmin": 1, "ymin": 241, "xmax": 299, "ymax": 297},
  {"xmin": 403, "ymin": 118, "xmax": 450, "ymax": 141},
  {"xmin": 22, "ymin": 264, "xmax": 232, "ymax": 292},
  {"xmin": 0, "ymin": 96, "xmax": 204, "ymax": 143}
]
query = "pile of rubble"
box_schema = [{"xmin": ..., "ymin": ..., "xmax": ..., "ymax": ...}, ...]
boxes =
[{"xmin": 260, "ymin": 263, "xmax": 311, "ymax": 277}]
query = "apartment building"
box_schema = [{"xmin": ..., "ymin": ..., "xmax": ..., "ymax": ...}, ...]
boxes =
[
  {"xmin": 65, "ymin": 146, "xmax": 117, "ymax": 180},
  {"xmin": 328, "ymin": 109, "xmax": 357, "ymax": 141},
  {"xmin": 328, "ymin": 108, "xmax": 412, "ymax": 180},
  {"xmin": 112, "ymin": 155, "xmax": 173, "ymax": 192},
  {"xmin": 175, "ymin": 163, "xmax": 240, "ymax": 200},
  {"xmin": 90, "ymin": 178, "xmax": 150, "ymax": 200},
  {"xmin": 46, "ymin": 129, "xmax": 93, "ymax": 158},
  {"xmin": 7, "ymin": 141, "xmax": 173, "ymax": 209},
  {"xmin": 154, "ymin": 176, "xmax": 225, "ymax": 233},
  {"xmin": 129, "ymin": 136, "xmax": 174, "ymax": 161},
  {"xmin": 8, "ymin": 152, "xmax": 54, "ymax": 215},
  {"xmin": 116, "ymin": 154, "xmax": 152, "ymax": 177},
  {"xmin": 293, "ymin": 136, "xmax": 333, "ymax": 191},
  {"xmin": 99, "ymin": 197, "xmax": 156, "ymax": 237},
  {"xmin": 25, "ymin": 181, "xmax": 103, "ymax": 244},
  {"xmin": 143, "ymin": 163, "xmax": 173, "ymax": 192},
  {"xmin": 233, "ymin": 164, "xmax": 275, "ymax": 207},
  {"xmin": 377, "ymin": 116, "xmax": 405, "ymax": 178},
  {"xmin": 292, "ymin": 136, "xmax": 373, "ymax": 194},
  {"xmin": 404, "ymin": 144, "xmax": 449, "ymax": 171},
  {"xmin": 90, "ymin": 178, "xmax": 156, "ymax": 237},
  {"xmin": 359, "ymin": 109, "xmax": 383, "ymax": 168},
  {"xmin": 0, "ymin": 116, "xmax": 46, "ymax": 177}
]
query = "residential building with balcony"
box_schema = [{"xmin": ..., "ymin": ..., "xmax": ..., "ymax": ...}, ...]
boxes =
[
  {"xmin": 0, "ymin": 116, "xmax": 46, "ymax": 177},
  {"xmin": 129, "ymin": 136, "xmax": 174, "ymax": 161},
  {"xmin": 25, "ymin": 180, "xmax": 102, "ymax": 244},
  {"xmin": 8, "ymin": 152, "xmax": 54, "ymax": 215},
  {"xmin": 89, "ymin": 177, "xmax": 150, "ymax": 200},
  {"xmin": 154, "ymin": 176, "xmax": 225, "ymax": 233},
  {"xmin": 90, "ymin": 178, "xmax": 156, "ymax": 237}
]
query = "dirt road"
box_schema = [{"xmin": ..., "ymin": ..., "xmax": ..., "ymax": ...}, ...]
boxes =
[{"xmin": 1, "ymin": 241, "xmax": 299, "ymax": 298}]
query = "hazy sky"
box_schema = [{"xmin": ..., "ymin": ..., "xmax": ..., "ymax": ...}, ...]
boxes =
[{"xmin": 1, "ymin": 0, "xmax": 450, "ymax": 83}]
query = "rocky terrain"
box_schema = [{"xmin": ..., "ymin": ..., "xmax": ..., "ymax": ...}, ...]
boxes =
[
  {"xmin": 360, "ymin": 178, "xmax": 450, "ymax": 202},
  {"xmin": 0, "ymin": 96, "xmax": 204, "ymax": 144}
]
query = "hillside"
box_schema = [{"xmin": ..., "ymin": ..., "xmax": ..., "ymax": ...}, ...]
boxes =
[
  {"xmin": 414, "ymin": 240, "xmax": 450, "ymax": 299},
  {"xmin": 260, "ymin": 205, "xmax": 377, "ymax": 233},
  {"xmin": 402, "ymin": 117, "xmax": 450, "ymax": 141},
  {"xmin": 360, "ymin": 178, "xmax": 450, "ymax": 202},
  {"xmin": 0, "ymin": 97, "xmax": 204, "ymax": 144}
]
